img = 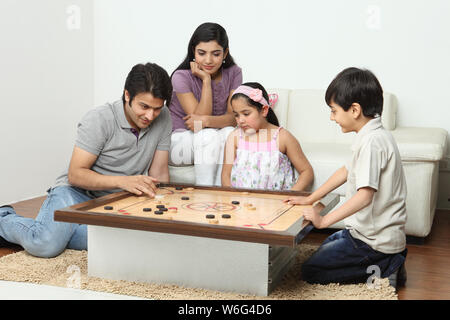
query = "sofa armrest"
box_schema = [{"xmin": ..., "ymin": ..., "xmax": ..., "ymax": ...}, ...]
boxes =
[{"xmin": 391, "ymin": 127, "xmax": 448, "ymax": 161}]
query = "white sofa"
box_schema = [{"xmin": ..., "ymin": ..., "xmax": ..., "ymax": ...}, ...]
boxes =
[{"xmin": 169, "ymin": 89, "xmax": 448, "ymax": 240}]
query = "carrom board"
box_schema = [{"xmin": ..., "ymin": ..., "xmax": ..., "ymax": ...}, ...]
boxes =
[{"xmin": 55, "ymin": 183, "xmax": 339, "ymax": 247}]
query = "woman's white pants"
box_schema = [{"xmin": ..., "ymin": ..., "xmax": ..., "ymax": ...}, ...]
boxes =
[{"xmin": 169, "ymin": 126, "xmax": 235, "ymax": 186}]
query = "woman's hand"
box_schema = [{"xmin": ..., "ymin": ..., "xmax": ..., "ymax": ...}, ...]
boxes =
[
  {"xmin": 190, "ymin": 61, "xmax": 210, "ymax": 82},
  {"xmin": 183, "ymin": 114, "xmax": 208, "ymax": 132}
]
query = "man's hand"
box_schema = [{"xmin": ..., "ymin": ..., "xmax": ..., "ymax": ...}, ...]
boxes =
[{"xmin": 117, "ymin": 175, "xmax": 159, "ymax": 197}]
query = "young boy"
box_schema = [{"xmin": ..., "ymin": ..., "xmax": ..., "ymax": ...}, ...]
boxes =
[{"xmin": 285, "ymin": 67, "xmax": 407, "ymax": 289}]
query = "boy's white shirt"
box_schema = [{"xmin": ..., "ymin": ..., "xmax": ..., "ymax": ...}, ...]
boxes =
[{"xmin": 344, "ymin": 117, "xmax": 407, "ymax": 254}]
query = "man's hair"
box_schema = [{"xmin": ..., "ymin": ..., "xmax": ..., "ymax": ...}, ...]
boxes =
[
  {"xmin": 122, "ymin": 62, "xmax": 173, "ymax": 106},
  {"xmin": 325, "ymin": 67, "xmax": 383, "ymax": 118}
]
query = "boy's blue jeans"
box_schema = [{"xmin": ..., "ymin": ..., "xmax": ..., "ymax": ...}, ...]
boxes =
[
  {"xmin": 0, "ymin": 186, "xmax": 93, "ymax": 258},
  {"xmin": 302, "ymin": 229, "xmax": 407, "ymax": 285}
]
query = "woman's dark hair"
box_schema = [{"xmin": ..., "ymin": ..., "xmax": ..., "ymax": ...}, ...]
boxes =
[
  {"xmin": 171, "ymin": 22, "xmax": 236, "ymax": 75},
  {"xmin": 325, "ymin": 67, "xmax": 383, "ymax": 117},
  {"xmin": 231, "ymin": 82, "xmax": 279, "ymax": 126},
  {"xmin": 122, "ymin": 62, "xmax": 173, "ymax": 107}
]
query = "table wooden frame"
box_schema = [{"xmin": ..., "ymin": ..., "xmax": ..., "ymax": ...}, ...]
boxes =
[{"xmin": 55, "ymin": 183, "xmax": 339, "ymax": 247}]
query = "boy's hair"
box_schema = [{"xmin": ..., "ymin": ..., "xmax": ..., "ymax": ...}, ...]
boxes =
[
  {"xmin": 325, "ymin": 67, "xmax": 383, "ymax": 118},
  {"xmin": 122, "ymin": 62, "xmax": 173, "ymax": 107},
  {"xmin": 231, "ymin": 82, "xmax": 279, "ymax": 126},
  {"xmin": 172, "ymin": 22, "xmax": 236, "ymax": 75}
]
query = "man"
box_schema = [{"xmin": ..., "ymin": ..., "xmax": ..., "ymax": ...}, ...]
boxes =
[{"xmin": 0, "ymin": 62, "xmax": 173, "ymax": 258}]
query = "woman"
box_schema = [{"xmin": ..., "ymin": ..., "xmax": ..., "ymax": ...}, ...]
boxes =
[{"xmin": 169, "ymin": 22, "xmax": 242, "ymax": 186}]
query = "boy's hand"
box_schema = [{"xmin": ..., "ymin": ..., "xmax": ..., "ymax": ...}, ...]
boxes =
[
  {"xmin": 284, "ymin": 195, "xmax": 313, "ymax": 205},
  {"xmin": 302, "ymin": 206, "xmax": 323, "ymax": 229}
]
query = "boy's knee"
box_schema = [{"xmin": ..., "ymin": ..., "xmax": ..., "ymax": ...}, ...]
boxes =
[{"xmin": 301, "ymin": 261, "xmax": 318, "ymax": 283}]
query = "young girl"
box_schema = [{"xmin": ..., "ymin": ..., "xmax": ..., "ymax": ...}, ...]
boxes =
[{"xmin": 221, "ymin": 82, "xmax": 314, "ymax": 191}]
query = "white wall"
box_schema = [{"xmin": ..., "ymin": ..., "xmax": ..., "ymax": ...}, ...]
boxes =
[
  {"xmin": 0, "ymin": 0, "xmax": 93, "ymax": 204},
  {"xmin": 93, "ymin": 0, "xmax": 450, "ymax": 208},
  {"xmin": 1, "ymin": 0, "xmax": 449, "ymax": 208},
  {"xmin": 94, "ymin": 0, "xmax": 450, "ymax": 132}
]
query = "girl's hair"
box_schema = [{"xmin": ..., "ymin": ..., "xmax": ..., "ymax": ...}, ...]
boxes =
[
  {"xmin": 171, "ymin": 22, "xmax": 236, "ymax": 75},
  {"xmin": 122, "ymin": 62, "xmax": 172, "ymax": 107},
  {"xmin": 231, "ymin": 82, "xmax": 280, "ymax": 126}
]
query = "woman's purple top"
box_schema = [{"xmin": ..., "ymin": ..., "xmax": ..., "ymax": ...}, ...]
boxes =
[{"xmin": 169, "ymin": 65, "xmax": 243, "ymax": 132}]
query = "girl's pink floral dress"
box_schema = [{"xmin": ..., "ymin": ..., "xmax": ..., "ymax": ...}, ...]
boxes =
[{"xmin": 230, "ymin": 127, "xmax": 295, "ymax": 190}]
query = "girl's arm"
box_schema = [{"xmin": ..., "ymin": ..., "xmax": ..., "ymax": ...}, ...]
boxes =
[
  {"xmin": 281, "ymin": 130, "xmax": 314, "ymax": 191},
  {"xmin": 221, "ymin": 129, "xmax": 239, "ymax": 187}
]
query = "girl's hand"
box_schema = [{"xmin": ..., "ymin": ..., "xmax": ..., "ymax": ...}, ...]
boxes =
[
  {"xmin": 190, "ymin": 61, "xmax": 210, "ymax": 82},
  {"xmin": 302, "ymin": 206, "xmax": 323, "ymax": 229},
  {"xmin": 284, "ymin": 195, "xmax": 314, "ymax": 205}
]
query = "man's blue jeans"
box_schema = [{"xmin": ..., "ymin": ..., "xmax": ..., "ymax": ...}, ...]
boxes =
[
  {"xmin": 0, "ymin": 186, "xmax": 93, "ymax": 258},
  {"xmin": 301, "ymin": 229, "xmax": 407, "ymax": 285}
]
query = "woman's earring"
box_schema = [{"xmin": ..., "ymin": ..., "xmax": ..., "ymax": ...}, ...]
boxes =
[
  {"xmin": 193, "ymin": 58, "xmax": 196, "ymax": 62},
  {"xmin": 223, "ymin": 59, "xmax": 225, "ymax": 64}
]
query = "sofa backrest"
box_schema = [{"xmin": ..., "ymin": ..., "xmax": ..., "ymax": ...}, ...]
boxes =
[{"xmin": 269, "ymin": 88, "xmax": 397, "ymax": 145}]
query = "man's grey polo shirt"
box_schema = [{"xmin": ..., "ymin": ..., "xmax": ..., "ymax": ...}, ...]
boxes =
[{"xmin": 54, "ymin": 99, "xmax": 172, "ymax": 197}]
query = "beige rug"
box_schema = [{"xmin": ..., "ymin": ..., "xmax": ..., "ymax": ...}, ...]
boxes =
[{"xmin": 0, "ymin": 244, "xmax": 397, "ymax": 300}]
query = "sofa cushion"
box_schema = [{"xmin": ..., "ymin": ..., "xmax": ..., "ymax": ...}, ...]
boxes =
[
  {"xmin": 168, "ymin": 165, "xmax": 196, "ymax": 184},
  {"xmin": 287, "ymin": 89, "xmax": 350, "ymax": 144},
  {"xmin": 301, "ymin": 142, "xmax": 352, "ymax": 196}
]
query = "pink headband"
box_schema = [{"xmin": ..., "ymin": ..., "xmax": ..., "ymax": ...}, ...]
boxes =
[{"xmin": 232, "ymin": 85, "xmax": 278, "ymax": 108}]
